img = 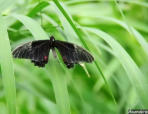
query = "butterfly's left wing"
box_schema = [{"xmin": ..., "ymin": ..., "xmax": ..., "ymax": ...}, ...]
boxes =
[
  {"xmin": 12, "ymin": 40, "xmax": 51, "ymax": 67},
  {"xmin": 54, "ymin": 40, "xmax": 94, "ymax": 68}
]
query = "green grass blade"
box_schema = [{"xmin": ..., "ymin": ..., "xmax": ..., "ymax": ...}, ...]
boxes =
[
  {"xmin": 16, "ymin": 78, "xmax": 59, "ymax": 114},
  {"xmin": 82, "ymin": 15, "xmax": 148, "ymax": 58},
  {"xmin": 52, "ymin": 0, "xmax": 88, "ymax": 48},
  {"xmin": 0, "ymin": 15, "xmax": 16, "ymax": 114},
  {"xmin": 107, "ymin": 17, "xmax": 148, "ymax": 57},
  {"xmin": 52, "ymin": 0, "xmax": 116, "ymax": 104},
  {"xmin": 131, "ymin": 28, "xmax": 148, "ymax": 57},
  {"xmin": 66, "ymin": 0, "xmax": 148, "ymax": 8},
  {"xmin": 46, "ymin": 60, "xmax": 70, "ymax": 114},
  {"xmin": 12, "ymin": 14, "xmax": 49, "ymax": 40},
  {"xmin": 10, "ymin": 1, "xmax": 49, "ymax": 29},
  {"xmin": 85, "ymin": 27, "xmax": 148, "ymax": 107},
  {"xmin": 27, "ymin": 1, "xmax": 49, "ymax": 17},
  {"xmin": 93, "ymin": 59, "xmax": 120, "ymax": 92},
  {"xmin": 113, "ymin": 0, "xmax": 148, "ymax": 57}
]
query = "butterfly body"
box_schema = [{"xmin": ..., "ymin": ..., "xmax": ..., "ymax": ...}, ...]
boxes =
[{"xmin": 12, "ymin": 36, "xmax": 94, "ymax": 68}]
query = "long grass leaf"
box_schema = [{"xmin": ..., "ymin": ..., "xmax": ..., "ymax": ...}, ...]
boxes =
[
  {"xmin": 12, "ymin": 14, "xmax": 49, "ymax": 40},
  {"xmin": 113, "ymin": 0, "xmax": 148, "ymax": 57},
  {"xmin": 48, "ymin": 62, "xmax": 70, "ymax": 114},
  {"xmin": 105, "ymin": 16, "xmax": 148, "ymax": 57},
  {"xmin": 17, "ymin": 81, "xmax": 59, "ymax": 114},
  {"xmin": 10, "ymin": 1, "xmax": 49, "ymax": 29},
  {"xmin": 52, "ymin": 0, "xmax": 116, "ymax": 104},
  {"xmin": 85, "ymin": 27, "xmax": 148, "ymax": 107},
  {"xmin": 0, "ymin": 15, "xmax": 16, "ymax": 114},
  {"xmin": 66, "ymin": 0, "xmax": 148, "ymax": 8},
  {"xmin": 81, "ymin": 15, "xmax": 148, "ymax": 58}
]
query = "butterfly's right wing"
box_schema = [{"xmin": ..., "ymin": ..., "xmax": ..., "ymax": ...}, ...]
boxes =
[
  {"xmin": 12, "ymin": 40, "xmax": 51, "ymax": 67},
  {"xmin": 54, "ymin": 40, "xmax": 94, "ymax": 68}
]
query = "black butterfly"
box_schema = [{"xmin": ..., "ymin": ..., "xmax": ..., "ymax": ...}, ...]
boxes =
[{"xmin": 12, "ymin": 36, "xmax": 94, "ymax": 68}]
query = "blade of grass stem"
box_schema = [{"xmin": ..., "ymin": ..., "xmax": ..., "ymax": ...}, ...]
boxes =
[
  {"xmin": 52, "ymin": 0, "xmax": 116, "ymax": 104},
  {"xmin": 66, "ymin": 0, "xmax": 148, "ymax": 8},
  {"xmin": 85, "ymin": 27, "xmax": 148, "ymax": 107},
  {"xmin": 11, "ymin": 14, "xmax": 49, "ymax": 40},
  {"xmin": 80, "ymin": 15, "xmax": 148, "ymax": 58},
  {"xmin": 113, "ymin": 0, "xmax": 148, "ymax": 57},
  {"xmin": 10, "ymin": 1, "xmax": 49, "ymax": 29},
  {"xmin": 44, "ymin": 58, "xmax": 71, "ymax": 114},
  {"xmin": 0, "ymin": 15, "xmax": 16, "ymax": 114}
]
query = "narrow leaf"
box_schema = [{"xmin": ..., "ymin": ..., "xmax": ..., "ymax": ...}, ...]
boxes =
[
  {"xmin": 0, "ymin": 15, "xmax": 16, "ymax": 114},
  {"xmin": 86, "ymin": 27, "xmax": 148, "ymax": 107}
]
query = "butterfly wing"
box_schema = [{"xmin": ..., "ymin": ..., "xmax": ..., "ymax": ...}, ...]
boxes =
[
  {"xmin": 12, "ymin": 40, "xmax": 51, "ymax": 67},
  {"xmin": 54, "ymin": 40, "xmax": 94, "ymax": 68}
]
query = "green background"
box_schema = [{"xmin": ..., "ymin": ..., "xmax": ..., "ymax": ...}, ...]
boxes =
[{"xmin": 0, "ymin": 0, "xmax": 148, "ymax": 114}]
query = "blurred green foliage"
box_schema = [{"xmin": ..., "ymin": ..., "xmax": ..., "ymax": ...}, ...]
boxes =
[{"xmin": 0, "ymin": 0, "xmax": 148, "ymax": 114}]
